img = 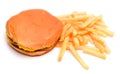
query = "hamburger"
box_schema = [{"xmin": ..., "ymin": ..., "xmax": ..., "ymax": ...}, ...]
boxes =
[{"xmin": 6, "ymin": 9, "xmax": 63, "ymax": 56}]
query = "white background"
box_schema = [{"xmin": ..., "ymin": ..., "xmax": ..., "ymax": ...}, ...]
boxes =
[{"xmin": 0, "ymin": 0, "xmax": 120, "ymax": 74}]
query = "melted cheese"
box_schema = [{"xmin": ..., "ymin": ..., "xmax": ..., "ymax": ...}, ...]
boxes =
[{"xmin": 7, "ymin": 35, "xmax": 36, "ymax": 52}]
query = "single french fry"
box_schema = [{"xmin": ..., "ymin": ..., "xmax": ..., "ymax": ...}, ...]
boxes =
[
  {"xmin": 104, "ymin": 30, "xmax": 114, "ymax": 37},
  {"xmin": 74, "ymin": 15, "xmax": 88, "ymax": 21},
  {"xmin": 60, "ymin": 26, "xmax": 73, "ymax": 41},
  {"xmin": 104, "ymin": 45, "xmax": 111, "ymax": 54},
  {"xmin": 94, "ymin": 25, "xmax": 114, "ymax": 37},
  {"xmin": 88, "ymin": 15, "xmax": 102, "ymax": 27},
  {"xmin": 72, "ymin": 11, "xmax": 87, "ymax": 16},
  {"xmin": 60, "ymin": 24, "xmax": 71, "ymax": 41},
  {"xmin": 81, "ymin": 16, "xmax": 96, "ymax": 28},
  {"xmin": 83, "ymin": 47, "xmax": 106, "ymax": 59},
  {"xmin": 93, "ymin": 40, "xmax": 105, "ymax": 53},
  {"xmin": 68, "ymin": 43, "xmax": 89, "ymax": 70},
  {"xmin": 64, "ymin": 27, "xmax": 73, "ymax": 36},
  {"xmin": 75, "ymin": 22, "xmax": 85, "ymax": 29},
  {"xmin": 94, "ymin": 29, "xmax": 107, "ymax": 37},
  {"xmin": 86, "ymin": 27, "xmax": 96, "ymax": 33},
  {"xmin": 77, "ymin": 35, "xmax": 83, "ymax": 45},
  {"xmin": 83, "ymin": 36, "xmax": 89, "ymax": 45},
  {"xmin": 58, "ymin": 36, "xmax": 69, "ymax": 61},
  {"xmin": 96, "ymin": 21, "xmax": 108, "ymax": 28},
  {"xmin": 78, "ymin": 30, "xmax": 88, "ymax": 35},
  {"xmin": 72, "ymin": 28, "xmax": 78, "ymax": 36},
  {"xmin": 73, "ymin": 37, "xmax": 80, "ymax": 49},
  {"xmin": 89, "ymin": 33, "xmax": 105, "ymax": 46},
  {"xmin": 82, "ymin": 46, "xmax": 99, "ymax": 52},
  {"xmin": 85, "ymin": 35, "xmax": 93, "ymax": 44}
]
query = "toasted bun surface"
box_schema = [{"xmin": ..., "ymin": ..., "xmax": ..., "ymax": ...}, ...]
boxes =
[{"xmin": 6, "ymin": 9, "xmax": 63, "ymax": 56}]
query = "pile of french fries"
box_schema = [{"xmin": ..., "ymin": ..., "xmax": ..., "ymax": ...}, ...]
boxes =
[{"xmin": 56, "ymin": 11, "xmax": 114, "ymax": 70}]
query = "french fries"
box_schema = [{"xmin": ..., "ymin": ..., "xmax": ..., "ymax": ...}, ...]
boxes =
[
  {"xmin": 56, "ymin": 11, "xmax": 114, "ymax": 69},
  {"xmin": 68, "ymin": 43, "xmax": 89, "ymax": 70},
  {"xmin": 82, "ymin": 46, "xmax": 106, "ymax": 59},
  {"xmin": 58, "ymin": 36, "xmax": 69, "ymax": 61}
]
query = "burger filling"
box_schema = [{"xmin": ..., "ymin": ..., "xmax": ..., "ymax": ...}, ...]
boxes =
[{"xmin": 7, "ymin": 35, "xmax": 55, "ymax": 52}]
